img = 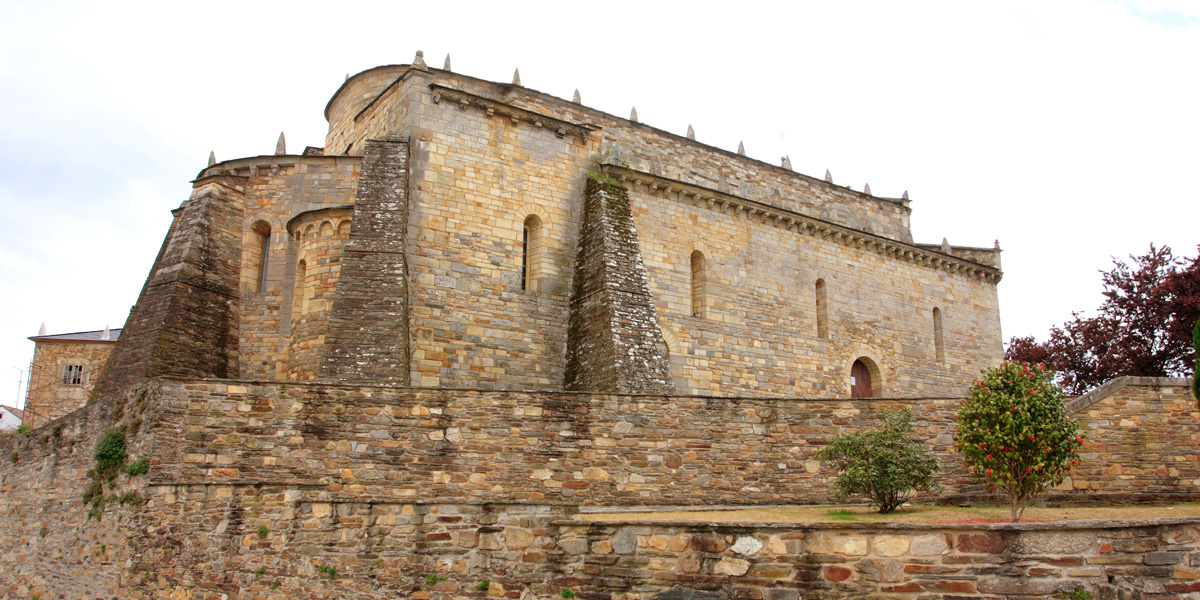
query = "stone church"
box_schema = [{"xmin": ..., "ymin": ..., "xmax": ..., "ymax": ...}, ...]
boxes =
[
  {"xmin": 8, "ymin": 53, "xmax": 1200, "ymax": 600},
  {"xmin": 93, "ymin": 51, "xmax": 1000, "ymax": 404}
]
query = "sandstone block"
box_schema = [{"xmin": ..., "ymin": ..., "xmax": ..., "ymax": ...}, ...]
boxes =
[
  {"xmin": 714, "ymin": 557, "xmax": 750, "ymax": 576},
  {"xmin": 910, "ymin": 534, "xmax": 948, "ymax": 556},
  {"xmin": 856, "ymin": 558, "xmax": 904, "ymax": 582},
  {"xmin": 871, "ymin": 535, "xmax": 909, "ymax": 557},
  {"xmin": 731, "ymin": 536, "xmax": 763, "ymax": 556}
]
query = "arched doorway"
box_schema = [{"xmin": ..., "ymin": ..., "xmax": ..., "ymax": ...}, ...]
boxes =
[{"xmin": 851, "ymin": 358, "xmax": 874, "ymax": 398}]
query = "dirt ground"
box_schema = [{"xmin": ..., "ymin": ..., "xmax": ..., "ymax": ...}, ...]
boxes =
[{"xmin": 580, "ymin": 503, "xmax": 1200, "ymax": 524}]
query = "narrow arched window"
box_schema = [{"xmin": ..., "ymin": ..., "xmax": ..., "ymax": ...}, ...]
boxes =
[
  {"xmin": 251, "ymin": 221, "xmax": 271, "ymax": 293},
  {"xmin": 815, "ymin": 278, "xmax": 828, "ymax": 339},
  {"xmin": 690, "ymin": 250, "xmax": 707, "ymax": 317},
  {"xmin": 521, "ymin": 215, "xmax": 543, "ymax": 292},
  {"xmin": 933, "ymin": 307, "xmax": 945, "ymax": 363},
  {"xmin": 293, "ymin": 259, "xmax": 307, "ymax": 315}
]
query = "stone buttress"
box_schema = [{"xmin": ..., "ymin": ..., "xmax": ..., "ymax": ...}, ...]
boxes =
[
  {"xmin": 319, "ymin": 137, "xmax": 412, "ymax": 385},
  {"xmin": 564, "ymin": 176, "xmax": 672, "ymax": 393},
  {"xmin": 92, "ymin": 175, "xmax": 244, "ymax": 399}
]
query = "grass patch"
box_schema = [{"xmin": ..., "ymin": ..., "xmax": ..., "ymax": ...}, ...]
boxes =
[{"xmin": 825, "ymin": 509, "xmax": 859, "ymax": 521}]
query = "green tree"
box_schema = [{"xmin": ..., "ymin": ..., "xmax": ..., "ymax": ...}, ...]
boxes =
[
  {"xmin": 818, "ymin": 408, "xmax": 940, "ymax": 513},
  {"xmin": 955, "ymin": 361, "xmax": 1084, "ymax": 521}
]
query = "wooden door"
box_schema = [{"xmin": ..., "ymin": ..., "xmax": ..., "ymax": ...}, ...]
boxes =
[{"xmin": 851, "ymin": 359, "xmax": 873, "ymax": 398}]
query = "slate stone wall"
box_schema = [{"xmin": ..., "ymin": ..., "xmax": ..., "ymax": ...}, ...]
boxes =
[
  {"xmin": 320, "ymin": 138, "xmax": 412, "ymax": 385},
  {"xmin": 92, "ymin": 176, "xmax": 244, "ymax": 399},
  {"xmin": 1, "ymin": 377, "xmax": 1198, "ymax": 599},
  {"xmin": 565, "ymin": 177, "xmax": 672, "ymax": 394}
]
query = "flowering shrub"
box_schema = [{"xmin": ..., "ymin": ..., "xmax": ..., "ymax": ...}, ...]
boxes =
[
  {"xmin": 818, "ymin": 408, "xmax": 940, "ymax": 513},
  {"xmin": 955, "ymin": 361, "xmax": 1084, "ymax": 521}
]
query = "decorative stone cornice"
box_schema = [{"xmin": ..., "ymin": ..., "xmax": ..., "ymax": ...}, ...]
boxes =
[
  {"xmin": 196, "ymin": 154, "xmax": 360, "ymax": 181},
  {"xmin": 429, "ymin": 84, "xmax": 597, "ymax": 142},
  {"xmin": 601, "ymin": 164, "xmax": 1003, "ymax": 283}
]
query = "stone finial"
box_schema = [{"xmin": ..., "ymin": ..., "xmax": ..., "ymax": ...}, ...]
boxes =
[
  {"xmin": 824, "ymin": 169, "xmax": 833, "ymax": 183},
  {"xmin": 443, "ymin": 54, "xmax": 451, "ymax": 71},
  {"xmin": 38, "ymin": 322, "xmax": 46, "ymax": 336},
  {"xmin": 995, "ymin": 239, "xmax": 1001, "ymax": 250},
  {"xmin": 208, "ymin": 151, "xmax": 216, "ymax": 166},
  {"xmin": 345, "ymin": 73, "xmax": 350, "ymax": 81},
  {"xmin": 902, "ymin": 190, "xmax": 909, "ymax": 200},
  {"xmin": 572, "ymin": 89, "xmax": 581, "ymax": 104},
  {"xmin": 941, "ymin": 238, "xmax": 952, "ymax": 253},
  {"xmin": 101, "ymin": 325, "xmax": 110, "ymax": 341},
  {"xmin": 512, "ymin": 68, "xmax": 522, "ymax": 86},
  {"xmin": 737, "ymin": 141, "xmax": 745, "ymax": 156},
  {"xmin": 864, "ymin": 182, "xmax": 872, "ymax": 195},
  {"xmin": 275, "ymin": 132, "xmax": 286, "ymax": 156},
  {"xmin": 413, "ymin": 50, "xmax": 427, "ymax": 69},
  {"xmin": 630, "ymin": 107, "xmax": 638, "ymax": 122},
  {"xmin": 781, "ymin": 155, "xmax": 793, "ymax": 170},
  {"xmin": 686, "ymin": 125, "xmax": 695, "ymax": 140}
]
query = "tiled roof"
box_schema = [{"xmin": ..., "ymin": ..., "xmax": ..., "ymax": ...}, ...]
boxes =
[{"xmin": 1, "ymin": 405, "xmax": 23, "ymax": 419}]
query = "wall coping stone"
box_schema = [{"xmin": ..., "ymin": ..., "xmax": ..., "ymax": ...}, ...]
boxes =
[
  {"xmin": 559, "ymin": 515, "xmax": 1200, "ymax": 532},
  {"xmin": 1066, "ymin": 376, "xmax": 1194, "ymax": 413},
  {"xmin": 165, "ymin": 375, "xmax": 969, "ymax": 402}
]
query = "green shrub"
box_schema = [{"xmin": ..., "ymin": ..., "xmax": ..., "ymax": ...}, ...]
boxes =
[
  {"xmin": 16, "ymin": 424, "xmax": 30, "ymax": 435},
  {"xmin": 955, "ymin": 361, "xmax": 1084, "ymax": 522},
  {"xmin": 817, "ymin": 408, "xmax": 940, "ymax": 513},
  {"xmin": 124, "ymin": 457, "xmax": 149, "ymax": 476},
  {"xmin": 256, "ymin": 525, "xmax": 269, "ymax": 539},
  {"xmin": 561, "ymin": 590, "xmax": 575, "ymax": 599},
  {"xmin": 93, "ymin": 428, "xmax": 127, "ymax": 479},
  {"xmin": 476, "ymin": 580, "xmax": 490, "ymax": 591},
  {"xmin": 426, "ymin": 574, "xmax": 447, "ymax": 586}
]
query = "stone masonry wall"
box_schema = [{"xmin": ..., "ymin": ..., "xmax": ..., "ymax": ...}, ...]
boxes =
[
  {"xmin": 314, "ymin": 66, "xmax": 1002, "ymax": 396},
  {"xmin": 92, "ymin": 176, "xmax": 245, "ymax": 399},
  {"xmin": 286, "ymin": 207, "xmax": 353, "ymax": 380},
  {"xmin": 155, "ymin": 377, "xmax": 1200, "ymax": 506},
  {"xmin": 1060, "ymin": 377, "xmax": 1200, "ymax": 499},
  {"xmin": 628, "ymin": 179, "xmax": 1003, "ymax": 398},
  {"xmin": 0, "ymin": 378, "xmax": 1197, "ymax": 599},
  {"xmin": 320, "ymin": 138, "xmax": 412, "ymax": 386},
  {"xmin": 225, "ymin": 155, "xmax": 362, "ymax": 381},
  {"xmin": 400, "ymin": 72, "xmax": 592, "ymax": 389},
  {"xmin": 21, "ymin": 340, "xmax": 115, "ymax": 428},
  {"xmin": 552, "ymin": 517, "xmax": 1200, "ymax": 600},
  {"xmin": 327, "ymin": 67, "xmax": 916, "ymax": 242},
  {"xmin": 161, "ymin": 379, "xmax": 973, "ymax": 505},
  {"xmin": 564, "ymin": 177, "xmax": 672, "ymax": 394}
]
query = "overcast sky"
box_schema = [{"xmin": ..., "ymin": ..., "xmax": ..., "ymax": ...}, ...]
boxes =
[{"xmin": 1, "ymin": 0, "xmax": 1197, "ymax": 407}]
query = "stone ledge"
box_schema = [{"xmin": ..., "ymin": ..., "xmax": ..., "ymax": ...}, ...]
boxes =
[
  {"xmin": 559, "ymin": 515, "xmax": 1200, "ymax": 532},
  {"xmin": 1066, "ymin": 376, "xmax": 1194, "ymax": 413}
]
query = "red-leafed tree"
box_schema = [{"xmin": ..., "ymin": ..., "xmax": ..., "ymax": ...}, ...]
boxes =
[{"xmin": 1006, "ymin": 245, "xmax": 1200, "ymax": 395}]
